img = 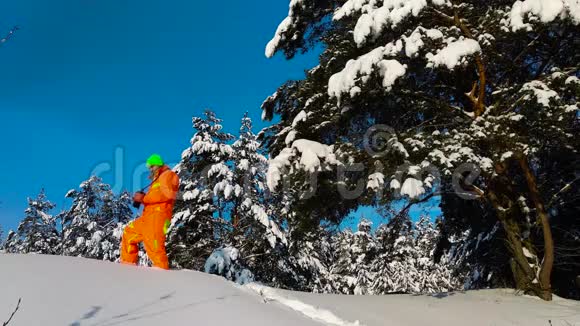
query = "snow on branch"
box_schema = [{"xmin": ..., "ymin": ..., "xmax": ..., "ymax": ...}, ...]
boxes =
[
  {"xmin": 521, "ymin": 80, "xmax": 560, "ymax": 107},
  {"xmin": 292, "ymin": 139, "xmax": 337, "ymax": 172},
  {"xmin": 265, "ymin": 0, "xmax": 305, "ymax": 58},
  {"xmin": 333, "ymin": 0, "xmax": 452, "ymax": 46},
  {"xmin": 347, "ymin": 0, "xmax": 429, "ymax": 46},
  {"xmin": 367, "ymin": 172, "xmax": 385, "ymax": 191},
  {"xmin": 328, "ymin": 46, "xmax": 407, "ymax": 104},
  {"xmin": 426, "ymin": 39, "xmax": 481, "ymax": 70},
  {"xmin": 247, "ymin": 204, "xmax": 288, "ymax": 247},
  {"xmin": 509, "ymin": 0, "xmax": 580, "ymax": 32},
  {"xmin": 401, "ymin": 177, "xmax": 426, "ymax": 199},
  {"xmin": 333, "ymin": 0, "xmax": 372, "ymax": 21},
  {"xmin": 328, "ymin": 25, "xmax": 483, "ymax": 103},
  {"xmin": 267, "ymin": 139, "xmax": 337, "ymax": 191}
]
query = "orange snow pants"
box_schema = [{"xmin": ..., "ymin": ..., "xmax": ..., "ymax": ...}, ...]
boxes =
[{"xmin": 120, "ymin": 204, "xmax": 172, "ymax": 270}]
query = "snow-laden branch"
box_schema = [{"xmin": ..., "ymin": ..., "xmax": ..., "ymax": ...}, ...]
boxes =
[
  {"xmin": 267, "ymin": 139, "xmax": 337, "ymax": 191},
  {"xmin": 509, "ymin": 0, "xmax": 580, "ymax": 32},
  {"xmin": 265, "ymin": 0, "xmax": 305, "ymax": 58}
]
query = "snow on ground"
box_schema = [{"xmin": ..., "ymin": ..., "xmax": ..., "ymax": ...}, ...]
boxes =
[
  {"xmin": 0, "ymin": 254, "xmax": 320, "ymax": 326},
  {"xmin": 2, "ymin": 254, "xmax": 580, "ymax": 326},
  {"xmin": 253, "ymin": 286, "xmax": 580, "ymax": 326},
  {"xmin": 245, "ymin": 284, "xmax": 362, "ymax": 326}
]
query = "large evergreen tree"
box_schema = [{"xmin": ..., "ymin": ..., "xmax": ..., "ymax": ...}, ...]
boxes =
[{"xmin": 264, "ymin": 0, "xmax": 579, "ymax": 300}]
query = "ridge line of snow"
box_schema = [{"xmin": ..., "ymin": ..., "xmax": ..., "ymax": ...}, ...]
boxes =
[{"xmin": 244, "ymin": 283, "xmax": 364, "ymax": 326}]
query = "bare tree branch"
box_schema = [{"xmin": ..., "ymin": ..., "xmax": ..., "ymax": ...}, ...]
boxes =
[
  {"xmin": 3, "ymin": 298, "xmax": 21, "ymax": 326},
  {"xmin": 547, "ymin": 176, "xmax": 580, "ymax": 208},
  {"xmin": 393, "ymin": 193, "xmax": 436, "ymax": 220}
]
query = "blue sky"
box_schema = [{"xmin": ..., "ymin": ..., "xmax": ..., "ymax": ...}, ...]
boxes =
[
  {"xmin": 0, "ymin": 0, "xmax": 441, "ymax": 235},
  {"xmin": 0, "ymin": 0, "xmax": 322, "ymax": 232}
]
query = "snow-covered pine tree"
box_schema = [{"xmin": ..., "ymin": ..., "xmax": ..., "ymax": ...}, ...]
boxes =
[
  {"xmin": 267, "ymin": 225, "xmax": 334, "ymax": 292},
  {"xmin": 292, "ymin": 229, "xmax": 333, "ymax": 292},
  {"xmin": 168, "ymin": 109, "xmax": 234, "ymax": 270},
  {"xmin": 369, "ymin": 213, "xmax": 458, "ymax": 294},
  {"xmin": 370, "ymin": 225, "xmax": 394, "ymax": 294},
  {"xmin": 328, "ymin": 219, "xmax": 376, "ymax": 294},
  {"xmin": 60, "ymin": 176, "xmax": 123, "ymax": 259},
  {"xmin": 328, "ymin": 228, "xmax": 355, "ymax": 294},
  {"xmin": 265, "ymin": 0, "xmax": 579, "ymax": 300},
  {"xmin": 414, "ymin": 216, "xmax": 458, "ymax": 293},
  {"xmin": 227, "ymin": 113, "xmax": 289, "ymax": 279},
  {"xmin": 14, "ymin": 189, "xmax": 59, "ymax": 254},
  {"xmin": 352, "ymin": 219, "xmax": 377, "ymax": 294},
  {"xmin": 231, "ymin": 113, "xmax": 266, "ymax": 228},
  {"xmin": 415, "ymin": 216, "xmax": 438, "ymax": 262},
  {"xmin": 2, "ymin": 230, "xmax": 22, "ymax": 254},
  {"xmin": 381, "ymin": 214, "xmax": 419, "ymax": 293},
  {"xmin": 100, "ymin": 191, "xmax": 133, "ymax": 262}
]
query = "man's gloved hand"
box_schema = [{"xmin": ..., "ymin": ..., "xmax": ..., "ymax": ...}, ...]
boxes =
[{"xmin": 133, "ymin": 191, "xmax": 146, "ymax": 203}]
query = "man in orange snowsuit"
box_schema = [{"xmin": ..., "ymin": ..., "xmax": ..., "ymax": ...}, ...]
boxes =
[{"xmin": 120, "ymin": 154, "xmax": 179, "ymax": 270}]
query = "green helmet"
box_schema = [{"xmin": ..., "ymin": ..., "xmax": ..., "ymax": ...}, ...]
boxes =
[{"xmin": 146, "ymin": 154, "xmax": 164, "ymax": 168}]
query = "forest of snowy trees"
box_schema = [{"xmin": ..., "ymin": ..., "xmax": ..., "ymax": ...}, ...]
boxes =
[
  {"xmin": 2, "ymin": 0, "xmax": 579, "ymax": 302},
  {"xmin": 1, "ymin": 111, "xmax": 460, "ymax": 296}
]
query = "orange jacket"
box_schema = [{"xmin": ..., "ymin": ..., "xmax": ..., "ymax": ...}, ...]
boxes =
[
  {"xmin": 143, "ymin": 165, "xmax": 179, "ymax": 218},
  {"xmin": 120, "ymin": 165, "xmax": 179, "ymax": 269}
]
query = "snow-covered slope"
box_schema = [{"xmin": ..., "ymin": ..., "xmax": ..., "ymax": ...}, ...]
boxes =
[
  {"xmin": 1, "ymin": 254, "xmax": 579, "ymax": 326},
  {"xmin": 0, "ymin": 254, "xmax": 320, "ymax": 326}
]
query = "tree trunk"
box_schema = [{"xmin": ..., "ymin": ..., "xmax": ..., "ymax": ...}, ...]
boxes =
[
  {"xmin": 488, "ymin": 188, "xmax": 536, "ymax": 292},
  {"xmin": 518, "ymin": 155, "xmax": 554, "ymax": 301},
  {"xmin": 486, "ymin": 167, "xmax": 551, "ymax": 300}
]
